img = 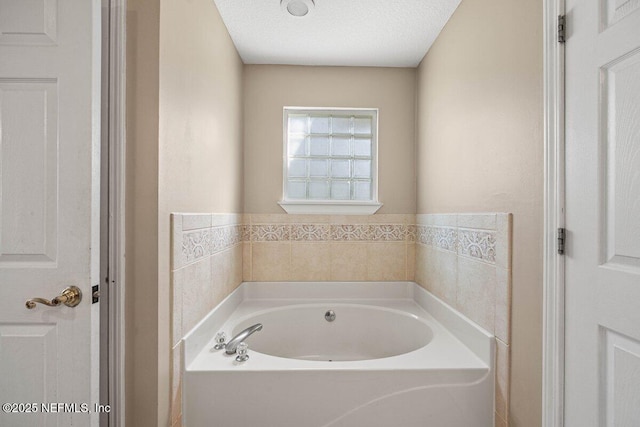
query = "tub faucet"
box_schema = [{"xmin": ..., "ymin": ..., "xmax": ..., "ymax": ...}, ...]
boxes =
[{"xmin": 225, "ymin": 323, "xmax": 263, "ymax": 354}]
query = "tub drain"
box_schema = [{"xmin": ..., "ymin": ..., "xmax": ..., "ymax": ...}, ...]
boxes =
[{"xmin": 325, "ymin": 310, "xmax": 336, "ymax": 322}]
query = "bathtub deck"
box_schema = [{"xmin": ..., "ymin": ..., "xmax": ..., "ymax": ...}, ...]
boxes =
[{"xmin": 188, "ymin": 298, "xmax": 489, "ymax": 373}]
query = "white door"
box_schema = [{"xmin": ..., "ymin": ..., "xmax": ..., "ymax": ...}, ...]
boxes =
[
  {"xmin": 565, "ymin": 0, "xmax": 640, "ymax": 426},
  {"xmin": 0, "ymin": 0, "xmax": 101, "ymax": 426}
]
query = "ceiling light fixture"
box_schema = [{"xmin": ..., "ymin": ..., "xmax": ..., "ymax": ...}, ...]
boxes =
[{"xmin": 281, "ymin": 0, "xmax": 315, "ymax": 17}]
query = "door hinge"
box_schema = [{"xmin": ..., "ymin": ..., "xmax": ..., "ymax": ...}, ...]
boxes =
[
  {"xmin": 558, "ymin": 14, "xmax": 566, "ymax": 43},
  {"xmin": 557, "ymin": 228, "xmax": 566, "ymax": 255},
  {"xmin": 92, "ymin": 284, "xmax": 100, "ymax": 304}
]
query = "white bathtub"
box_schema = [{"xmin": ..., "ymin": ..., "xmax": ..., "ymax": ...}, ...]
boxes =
[{"xmin": 183, "ymin": 282, "xmax": 495, "ymax": 427}]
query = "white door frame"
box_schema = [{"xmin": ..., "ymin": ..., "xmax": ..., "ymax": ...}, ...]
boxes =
[
  {"xmin": 542, "ymin": 0, "xmax": 566, "ymax": 426},
  {"xmin": 103, "ymin": 0, "xmax": 127, "ymax": 425}
]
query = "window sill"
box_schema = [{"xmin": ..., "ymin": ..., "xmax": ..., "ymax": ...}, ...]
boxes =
[{"xmin": 278, "ymin": 201, "xmax": 383, "ymax": 215}]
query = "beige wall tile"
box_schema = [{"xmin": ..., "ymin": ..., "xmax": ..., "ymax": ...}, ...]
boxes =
[
  {"xmin": 368, "ymin": 214, "xmax": 408, "ymax": 224},
  {"xmin": 211, "ymin": 213, "xmax": 239, "ymax": 227},
  {"xmin": 496, "ymin": 339, "xmax": 510, "ymax": 422},
  {"xmin": 290, "ymin": 242, "xmax": 331, "ymax": 281},
  {"xmin": 367, "ymin": 242, "xmax": 406, "ymax": 281},
  {"xmin": 252, "ymin": 242, "xmax": 291, "ymax": 281},
  {"xmin": 231, "ymin": 244, "xmax": 243, "ymax": 291},
  {"xmin": 171, "ymin": 271, "xmax": 183, "ymax": 347},
  {"xmin": 432, "ymin": 247, "xmax": 458, "ymax": 305},
  {"xmin": 243, "ymin": 242, "xmax": 252, "ymax": 281},
  {"xmin": 171, "ymin": 214, "xmax": 184, "ymax": 270},
  {"xmin": 456, "ymin": 257, "xmax": 496, "ymax": 332},
  {"xmin": 211, "ymin": 249, "xmax": 231, "ymax": 308},
  {"xmin": 415, "ymin": 244, "xmax": 428, "ymax": 287},
  {"xmin": 427, "ymin": 213, "xmax": 457, "ymax": 227},
  {"xmin": 402, "ymin": 214, "xmax": 416, "ymax": 225},
  {"xmin": 496, "ymin": 213, "xmax": 512, "ymax": 270},
  {"xmin": 495, "ymin": 268, "xmax": 512, "ymax": 344},
  {"xmin": 416, "ymin": 244, "xmax": 458, "ymax": 306},
  {"xmin": 457, "ymin": 213, "xmax": 496, "ymax": 230},
  {"xmin": 223, "ymin": 247, "xmax": 237, "ymax": 296},
  {"xmin": 230, "ymin": 213, "xmax": 243, "ymax": 225},
  {"xmin": 179, "ymin": 257, "xmax": 213, "ymax": 334},
  {"xmin": 251, "ymin": 213, "xmax": 290, "ymax": 224},
  {"xmin": 406, "ymin": 243, "xmax": 416, "ymax": 281},
  {"xmin": 289, "ymin": 214, "xmax": 330, "ymax": 224},
  {"xmin": 182, "ymin": 213, "xmax": 212, "ymax": 231},
  {"xmin": 422, "ymin": 246, "xmax": 458, "ymax": 306},
  {"xmin": 171, "ymin": 342, "xmax": 182, "ymax": 426},
  {"xmin": 330, "ymin": 242, "xmax": 368, "ymax": 280},
  {"xmin": 415, "ymin": 213, "xmax": 429, "ymax": 225},
  {"xmin": 329, "ymin": 215, "xmax": 370, "ymax": 225}
]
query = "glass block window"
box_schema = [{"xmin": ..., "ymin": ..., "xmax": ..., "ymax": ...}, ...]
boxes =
[{"xmin": 283, "ymin": 108, "xmax": 378, "ymax": 203}]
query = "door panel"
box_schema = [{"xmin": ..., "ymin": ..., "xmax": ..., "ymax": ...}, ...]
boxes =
[
  {"xmin": 0, "ymin": 80, "xmax": 58, "ymax": 265},
  {"xmin": 565, "ymin": 0, "xmax": 640, "ymax": 426},
  {"xmin": 0, "ymin": 324, "xmax": 58, "ymax": 413},
  {"xmin": 602, "ymin": 328, "xmax": 640, "ymax": 426},
  {"xmin": 0, "ymin": 0, "xmax": 100, "ymax": 425},
  {"xmin": 601, "ymin": 49, "xmax": 640, "ymax": 269},
  {"xmin": 0, "ymin": 0, "xmax": 58, "ymax": 45},
  {"xmin": 601, "ymin": 0, "xmax": 640, "ymax": 29}
]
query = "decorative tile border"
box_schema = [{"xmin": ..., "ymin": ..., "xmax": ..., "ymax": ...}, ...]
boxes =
[
  {"xmin": 459, "ymin": 228, "xmax": 496, "ymax": 263},
  {"xmin": 416, "ymin": 224, "xmax": 496, "ymax": 264},
  {"xmin": 291, "ymin": 224, "xmax": 330, "ymax": 241},
  {"xmin": 251, "ymin": 224, "xmax": 290, "ymax": 242},
  {"xmin": 405, "ymin": 225, "xmax": 417, "ymax": 242},
  {"xmin": 181, "ymin": 223, "xmax": 243, "ymax": 266},
  {"xmin": 182, "ymin": 230, "xmax": 211, "ymax": 264},
  {"xmin": 330, "ymin": 224, "xmax": 372, "ymax": 241},
  {"xmin": 416, "ymin": 225, "xmax": 431, "ymax": 245},
  {"xmin": 241, "ymin": 225, "xmax": 251, "ymax": 242},
  {"xmin": 370, "ymin": 224, "xmax": 405, "ymax": 241},
  {"xmin": 416, "ymin": 226, "xmax": 457, "ymax": 252},
  {"xmin": 177, "ymin": 214, "xmax": 501, "ymax": 265},
  {"xmin": 433, "ymin": 226, "xmax": 458, "ymax": 252},
  {"xmin": 245, "ymin": 223, "xmax": 414, "ymax": 243}
]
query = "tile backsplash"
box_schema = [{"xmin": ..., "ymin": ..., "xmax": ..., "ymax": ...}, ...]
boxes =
[
  {"xmin": 170, "ymin": 211, "xmax": 512, "ymax": 426},
  {"xmin": 243, "ymin": 214, "xmax": 415, "ymax": 282},
  {"xmin": 170, "ymin": 213, "xmax": 244, "ymax": 427},
  {"xmin": 414, "ymin": 213, "xmax": 512, "ymax": 427}
]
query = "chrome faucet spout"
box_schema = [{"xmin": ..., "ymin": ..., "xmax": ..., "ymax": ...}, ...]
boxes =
[{"xmin": 225, "ymin": 323, "xmax": 263, "ymax": 354}]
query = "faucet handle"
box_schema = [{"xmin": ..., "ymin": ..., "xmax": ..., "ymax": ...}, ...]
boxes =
[
  {"xmin": 213, "ymin": 332, "xmax": 227, "ymax": 350},
  {"xmin": 235, "ymin": 342, "xmax": 249, "ymax": 362}
]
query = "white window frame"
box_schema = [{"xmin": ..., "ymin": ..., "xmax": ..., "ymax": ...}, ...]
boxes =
[{"xmin": 278, "ymin": 107, "xmax": 383, "ymax": 215}]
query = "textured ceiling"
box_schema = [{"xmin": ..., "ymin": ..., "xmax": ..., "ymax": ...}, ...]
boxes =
[{"xmin": 212, "ymin": 0, "xmax": 462, "ymax": 67}]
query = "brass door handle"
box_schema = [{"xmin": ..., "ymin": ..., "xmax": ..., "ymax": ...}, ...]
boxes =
[{"xmin": 26, "ymin": 286, "xmax": 82, "ymax": 309}]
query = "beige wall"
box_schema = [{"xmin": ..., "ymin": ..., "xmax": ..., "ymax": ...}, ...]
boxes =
[
  {"xmin": 126, "ymin": 0, "xmax": 244, "ymax": 425},
  {"xmin": 415, "ymin": 0, "xmax": 543, "ymax": 426},
  {"xmin": 126, "ymin": 0, "xmax": 160, "ymax": 425},
  {"xmin": 243, "ymin": 65, "xmax": 416, "ymax": 214},
  {"xmin": 158, "ymin": 1, "xmax": 243, "ymax": 426}
]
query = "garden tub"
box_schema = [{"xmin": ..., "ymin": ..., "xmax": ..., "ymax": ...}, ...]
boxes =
[{"xmin": 182, "ymin": 282, "xmax": 494, "ymax": 427}]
